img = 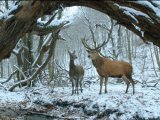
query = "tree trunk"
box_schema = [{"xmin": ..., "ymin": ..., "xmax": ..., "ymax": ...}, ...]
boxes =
[
  {"xmin": 127, "ymin": 30, "xmax": 132, "ymax": 64},
  {"xmin": 117, "ymin": 25, "xmax": 123, "ymax": 58},
  {"xmin": 149, "ymin": 46, "xmax": 158, "ymax": 77},
  {"xmin": 0, "ymin": 61, "xmax": 3, "ymax": 78},
  {"xmin": 154, "ymin": 46, "xmax": 160, "ymax": 70}
]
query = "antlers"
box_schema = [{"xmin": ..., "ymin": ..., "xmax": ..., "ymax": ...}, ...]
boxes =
[
  {"xmin": 81, "ymin": 37, "xmax": 93, "ymax": 50},
  {"xmin": 81, "ymin": 36, "xmax": 109, "ymax": 51},
  {"xmin": 81, "ymin": 16, "xmax": 114, "ymax": 51},
  {"xmin": 81, "ymin": 24, "xmax": 110, "ymax": 51}
]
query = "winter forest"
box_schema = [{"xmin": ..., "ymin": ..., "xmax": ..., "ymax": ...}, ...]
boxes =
[{"xmin": 0, "ymin": 1, "xmax": 160, "ymax": 120}]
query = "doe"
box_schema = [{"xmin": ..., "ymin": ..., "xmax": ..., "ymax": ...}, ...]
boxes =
[{"xmin": 68, "ymin": 50, "xmax": 84, "ymax": 95}]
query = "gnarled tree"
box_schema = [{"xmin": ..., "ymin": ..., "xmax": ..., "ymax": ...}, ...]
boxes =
[{"xmin": 0, "ymin": 0, "xmax": 160, "ymax": 61}]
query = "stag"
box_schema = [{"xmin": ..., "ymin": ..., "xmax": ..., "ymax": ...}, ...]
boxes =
[
  {"xmin": 68, "ymin": 50, "xmax": 84, "ymax": 95},
  {"xmin": 82, "ymin": 38, "xmax": 135, "ymax": 94}
]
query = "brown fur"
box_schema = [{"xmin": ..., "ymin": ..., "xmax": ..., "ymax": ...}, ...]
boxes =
[
  {"xmin": 87, "ymin": 50, "xmax": 135, "ymax": 94},
  {"xmin": 68, "ymin": 51, "xmax": 84, "ymax": 95}
]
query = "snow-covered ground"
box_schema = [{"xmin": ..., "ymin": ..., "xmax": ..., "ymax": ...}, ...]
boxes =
[{"xmin": 0, "ymin": 81, "xmax": 160, "ymax": 120}]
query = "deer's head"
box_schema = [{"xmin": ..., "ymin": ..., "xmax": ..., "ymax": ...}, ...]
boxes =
[
  {"xmin": 68, "ymin": 50, "xmax": 77, "ymax": 60},
  {"xmin": 81, "ymin": 37, "xmax": 107, "ymax": 60},
  {"xmin": 87, "ymin": 49, "xmax": 101, "ymax": 60}
]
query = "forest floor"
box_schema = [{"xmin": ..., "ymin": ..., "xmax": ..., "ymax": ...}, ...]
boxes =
[{"xmin": 0, "ymin": 80, "xmax": 160, "ymax": 120}]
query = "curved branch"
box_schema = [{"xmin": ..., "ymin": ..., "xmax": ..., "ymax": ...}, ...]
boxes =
[{"xmin": 33, "ymin": 21, "xmax": 70, "ymax": 36}]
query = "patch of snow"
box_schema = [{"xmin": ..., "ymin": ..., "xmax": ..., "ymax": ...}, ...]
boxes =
[
  {"xmin": 141, "ymin": 31, "xmax": 144, "ymax": 37},
  {"xmin": 136, "ymin": 1, "xmax": 160, "ymax": 17},
  {"xmin": 115, "ymin": 4, "xmax": 153, "ymax": 23},
  {"xmin": 132, "ymin": 23, "xmax": 141, "ymax": 31},
  {"xmin": 62, "ymin": 6, "xmax": 78, "ymax": 22},
  {"xmin": 1, "ymin": 82, "xmax": 160, "ymax": 119},
  {"xmin": 0, "ymin": 90, "xmax": 25, "ymax": 108},
  {"xmin": 0, "ymin": 3, "xmax": 18, "ymax": 20},
  {"xmin": 37, "ymin": 6, "xmax": 78, "ymax": 27},
  {"xmin": 153, "ymin": 1, "xmax": 160, "ymax": 8},
  {"xmin": 132, "ymin": 23, "xmax": 144, "ymax": 37}
]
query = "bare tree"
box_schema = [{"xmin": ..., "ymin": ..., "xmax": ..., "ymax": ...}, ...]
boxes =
[
  {"xmin": 126, "ymin": 30, "xmax": 132, "ymax": 64},
  {"xmin": 149, "ymin": 46, "xmax": 158, "ymax": 77},
  {"xmin": 154, "ymin": 46, "xmax": 160, "ymax": 70}
]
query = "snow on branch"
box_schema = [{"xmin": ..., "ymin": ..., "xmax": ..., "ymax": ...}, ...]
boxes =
[
  {"xmin": 33, "ymin": 20, "xmax": 70, "ymax": 36},
  {"xmin": 115, "ymin": 3, "xmax": 153, "ymax": 23},
  {"xmin": 0, "ymin": 2, "xmax": 19, "ymax": 25},
  {"xmin": 135, "ymin": 1, "xmax": 160, "ymax": 17}
]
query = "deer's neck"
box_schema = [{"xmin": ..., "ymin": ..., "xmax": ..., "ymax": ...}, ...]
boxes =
[
  {"xmin": 92, "ymin": 56, "xmax": 104, "ymax": 68},
  {"xmin": 69, "ymin": 59, "xmax": 75, "ymax": 69}
]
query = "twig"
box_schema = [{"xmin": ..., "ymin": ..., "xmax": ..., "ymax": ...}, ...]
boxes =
[
  {"xmin": 0, "ymin": 83, "xmax": 7, "ymax": 90},
  {"xmin": 146, "ymin": 80, "xmax": 160, "ymax": 87},
  {"xmin": 55, "ymin": 60, "xmax": 69, "ymax": 73},
  {"xmin": 1, "ymin": 70, "xmax": 18, "ymax": 84},
  {"xmin": 14, "ymin": 65, "xmax": 27, "ymax": 80}
]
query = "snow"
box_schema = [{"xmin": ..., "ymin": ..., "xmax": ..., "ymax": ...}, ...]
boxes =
[
  {"xmin": 153, "ymin": 1, "xmax": 160, "ymax": 8},
  {"xmin": 61, "ymin": 6, "xmax": 78, "ymax": 22},
  {"xmin": 136, "ymin": 1, "xmax": 160, "ymax": 17},
  {"xmin": 0, "ymin": 82, "xmax": 160, "ymax": 120},
  {"xmin": 37, "ymin": 6, "xmax": 78, "ymax": 27},
  {"xmin": 132, "ymin": 23, "xmax": 144, "ymax": 37},
  {"xmin": 115, "ymin": 4, "xmax": 153, "ymax": 23},
  {"xmin": 0, "ymin": 3, "xmax": 18, "ymax": 20},
  {"xmin": 0, "ymin": 89, "xmax": 25, "ymax": 108}
]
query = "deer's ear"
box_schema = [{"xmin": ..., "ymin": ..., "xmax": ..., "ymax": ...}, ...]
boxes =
[{"xmin": 73, "ymin": 50, "xmax": 76, "ymax": 54}]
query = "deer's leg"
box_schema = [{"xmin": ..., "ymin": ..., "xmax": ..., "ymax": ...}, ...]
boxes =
[
  {"xmin": 105, "ymin": 76, "xmax": 108, "ymax": 93},
  {"xmin": 74, "ymin": 79, "xmax": 77, "ymax": 94},
  {"xmin": 76, "ymin": 79, "xmax": 79, "ymax": 94},
  {"xmin": 99, "ymin": 76, "xmax": 104, "ymax": 94},
  {"xmin": 71, "ymin": 79, "xmax": 74, "ymax": 95},
  {"xmin": 130, "ymin": 79, "xmax": 135, "ymax": 94},
  {"xmin": 122, "ymin": 75, "xmax": 130, "ymax": 93},
  {"xmin": 79, "ymin": 77, "xmax": 83, "ymax": 93}
]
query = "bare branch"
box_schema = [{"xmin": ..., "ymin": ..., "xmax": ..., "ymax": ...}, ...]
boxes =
[
  {"xmin": 0, "ymin": 9, "xmax": 3, "ymax": 14},
  {"xmin": 12, "ymin": 46, "xmax": 23, "ymax": 56},
  {"xmin": 0, "ymin": 83, "xmax": 7, "ymax": 90},
  {"xmin": 81, "ymin": 37, "xmax": 93, "ymax": 50},
  {"xmin": 96, "ymin": 18, "xmax": 113, "ymax": 50},
  {"xmin": 82, "ymin": 12, "xmax": 97, "ymax": 47},
  {"xmin": 33, "ymin": 21, "xmax": 70, "ymax": 36},
  {"xmin": 44, "ymin": 12, "xmax": 58, "ymax": 27},
  {"xmin": 32, "ymin": 34, "xmax": 52, "ymax": 67},
  {"xmin": 81, "ymin": 18, "xmax": 113, "ymax": 51},
  {"xmin": 55, "ymin": 60, "xmax": 69, "ymax": 74},
  {"xmin": 14, "ymin": 65, "xmax": 27, "ymax": 80},
  {"xmin": 1, "ymin": 70, "xmax": 18, "ymax": 84}
]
